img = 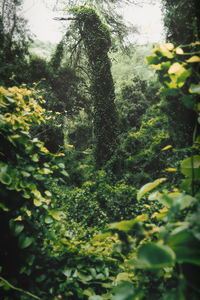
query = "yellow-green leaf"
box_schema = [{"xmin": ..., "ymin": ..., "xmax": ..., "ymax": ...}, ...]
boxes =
[
  {"xmin": 33, "ymin": 199, "xmax": 42, "ymax": 207},
  {"xmin": 109, "ymin": 214, "xmax": 148, "ymax": 232},
  {"xmin": 189, "ymin": 83, "xmax": 200, "ymax": 94},
  {"xmin": 186, "ymin": 56, "xmax": 200, "ymax": 63},
  {"xmin": 176, "ymin": 47, "xmax": 184, "ymax": 54},
  {"xmin": 180, "ymin": 155, "xmax": 200, "ymax": 179},
  {"xmin": 137, "ymin": 178, "xmax": 166, "ymax": 200},
  {"xmin": 168, "ymin": 62, "xmax": 183, "ymax": 74},
  {"xmin": 162, "ymin": 145, "xmax": 172, "ymax": 151}
]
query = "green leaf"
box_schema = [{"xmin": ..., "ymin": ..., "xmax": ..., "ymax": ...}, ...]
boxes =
[
  {"xmin": 44, "ymin": 190, "xmax": 52, "ymax": 197},
  {"xmin": 89, "ymin": 296, "xmax": 102, "ymax": 300},
  {"xmin": 36, "ymin": 274, "xmax": 46, "ymax": 282},
  {"xmin": 32, "ymin": 153, "xmax": 39, "ymax": 162},
  {"xmin": 33, "ymin": 199, "xmax": 42, "ymax": 207},
  {"xmin": 133, "ymin": 243, "xmax": 175, "ymax": 269},
  {"xmin": 13, "ymin": 223, "xmax": 24, "ymax": 236},
  {"xmin": 168, "ymin": 230, "xmax": 200, "ymax": 266},
  {"xmin": 137, "ymin": 178, "xmax": 166, "ymax": 200},
  {"xmin": 112, "ymin": 281, "xmax": 143, "ymax": 300},
  {"xmin": 44, "ymin": 216, "xmax": 53, "ymax": 224},
  {"xmin": 145, "ymin": 55, "xmax": 160, "ymax": 65},
  {"xmin": 78, "ymin": 271, "xmax": 93, "ymax": 282},
  {"xmin": 179, "ymin": 194, "xmax": 197, "ymax": 210},
  {"xmin": 189, "ymin": 83, "xmax": 200, "ymax": 94},
  {"xmin": 181, "ymin": 95, "xmax": 195, "ymax": 109},
  {"xmin": 0, "ymin": 172, "xmax": 12, "ymax": 185},
  {"xmin": 49, "ymin": 210, "xmax": 66, "ymax": 221},
  {"xmin": 0, "ymin": 165, "xmax": 12, "ymax": 185},
  {"xmin": 115, "ymin": 272, "xmax": 131, "ymax": 282},
  {"xmin": 0, "ymin": 202, "xmax": 9, "ymax": 212},
  {"xmin": 58, "ymin": 163, "xmax": 65, "ymax": 169},
  {"xmin": 180, "ymin": 155, "xmax": 200, "ymax": 179},
  {"xmin": 109, "ymin": 214, "xmax": 148, "ymax": 232},
  {"xmin": 62, "ymin": 269, "xmax": 72, "ymax": 277},
  {"xmin": 160, "ymin": 61, "xmax": 171, "ymax": 70},
  {"xmin": 21, "ymin": 171, "xmax": 31, "ymax": 177},
  {"xmin": 160, "ymin": 87, "xmax": 179, "ymax": 97},
  {"xmin": 38, "ymin": 168, "xmax": 52, "ymax": 174},
  {"xmin": 5, "ymin": 96, "xmax": 15, "ymax": 103},
  {"xmin": 19, "ymin": 235, "xmax": 33, "ymax": 249},
  {"xmin": 60, "ymin": 170, "xmax": 69, "ymax": 177}
]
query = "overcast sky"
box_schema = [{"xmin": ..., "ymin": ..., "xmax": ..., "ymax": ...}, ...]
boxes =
[{"xmin": 21, "ymin": 0, "xmax": 164, "ymax": 44}]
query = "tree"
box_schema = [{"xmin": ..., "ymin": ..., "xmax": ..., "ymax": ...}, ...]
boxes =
[
  {"xmin": 162, "ymin": 0, "xmax": 200, "ymax": 45},
  {"xmin": 71, "ymin": 6, "xmax": 119, "ymax": 168},
  {"xmin": 49, "ymin": 0, "xmax": 140, "ymax": 43},
  {"xmin": 0, "ymin": 0, "xmax": 31, "ymax": 86}
]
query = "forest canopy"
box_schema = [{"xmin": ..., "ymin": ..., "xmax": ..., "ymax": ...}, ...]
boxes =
[{"xmin": 0, "ymin": 0, "xmax": 200, "ymax": 299}]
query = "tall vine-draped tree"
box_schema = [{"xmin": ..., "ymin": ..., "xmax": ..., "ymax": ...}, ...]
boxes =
[
  {"xmin": 70, "ymin": 6, "xmax": 119, "ymax": 168},
  {"xmin": 162, "ymin": 0, "xmax": 200, "ymax": 45},
  {"xmin": 158, "ymin": 0, "xmax": 200, "ymax": 147},
  {"xmin": 0, "ymin": 0, "xmax": 31, "ymax": 86}
]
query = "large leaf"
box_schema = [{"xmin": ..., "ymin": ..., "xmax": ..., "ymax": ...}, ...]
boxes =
[
  {"xmin": 168, "ymin": 229, "xmax": 200, "ymax": 266},
  {"xmin": 109, "ymin": 214, "xmax": 148, "ymax": 232},
  {"xmin": 0, "ymin": 164, "xmax": 12, "ymax": 185},
  {"xmin": 49, "ymin": 209, "xmax": 66, "ymax": 221},
  {"xmin": 19, "ymin": 235, "xmax": 34, "ymax": 249},
  {"xmin": 137, "ymin": 178, "xmax": 166, "ymax": 200},
  {"xmin": 13, "ymin": 223, "xmax": 24, "ymax": 236},
  {"xmin": 145, "ymin": 55, "xmax": 160, "ymax": 65},
  {"xmin": 168, "ymin": 62, "xmax": 183, "ymax": 74},
  {"xmin": 189, "ymin": 83, "xmax": 200, "ymax": 94},
  {"xmin": 155, "ymin": 43, "xmax": 174, "ymax": 58},
  {"xmin": 180, "ymin": 155, "xmax": 200, "ymax": 179},
  {"xmin": 186, "ymin": 56, "xmax": 200, "ymax": 63},
  {"xmin": 112, "ymin": 281, "xmax": 143, "ymax": 300},
  {"xmin": 132, "ymin": 243, "xmax": 175, "ymax": 269}
]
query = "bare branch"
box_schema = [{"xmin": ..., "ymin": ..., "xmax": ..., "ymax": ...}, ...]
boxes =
[{"xmin": 53, "ymin": 17, "xmax": 76, "ymax": 21}]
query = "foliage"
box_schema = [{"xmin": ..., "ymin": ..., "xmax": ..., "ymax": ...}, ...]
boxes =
[
  {"xmin": 51, "ymin": 0, "xmax": 140, "ymax": 44},
  {"xmin": 146, "ymin": 41, "xmax": 200, "ymax": 144},
  {"xmin": 161, "ymin": 0, "xmax": 200, "ymax": 45},
  {"xmin": 0, "ymin": 85, "xmax": 67, "ymax": 298},
  {"xmin": 111, "ymin": 44, "xmax": 158, "ymax": 90},
  {"xmin": 0, "ymin": 85, "xmax": 121, "ymax": 299},
  {"xmin": 1, "ymin": 2, "xmax": 200, "ymax": 299},
  {"xmin": 116, "ymin": 75, "xmax": 159, "ymax": 132},
  {"xmin": 29, "ymin": 39, "xmax": 56, "ymax": 60},
  {"xmin": 105, "ymin": 40, "xmax": 200, "ymax": 300},
  {"xmin": 0, "ymin": 0, "xmax": 31, "ymax": 86}
]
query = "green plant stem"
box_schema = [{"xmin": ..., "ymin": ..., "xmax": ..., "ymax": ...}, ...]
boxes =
[{"xmin": 0, "ymin": 276, "xmax": 41, "ymax": 300}]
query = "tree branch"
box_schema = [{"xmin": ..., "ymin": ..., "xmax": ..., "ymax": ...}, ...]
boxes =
[{"xmin": 53, "ymin": 17, "xmax": 76, "ymax": 21}]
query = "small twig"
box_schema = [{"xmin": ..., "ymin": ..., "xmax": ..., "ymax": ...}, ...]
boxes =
[
  {"xmin": 53, "ymin": 17, "xmax": 76, "ymax": 21},
  {"xmin": 0, "ymin": 276, "xmax": 41, "ymax": 300}
]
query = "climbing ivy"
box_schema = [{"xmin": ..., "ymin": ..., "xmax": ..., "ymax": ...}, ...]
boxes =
[{"xmin": 70, "ymin": 6, "xmax": 119, "ymax": 168}]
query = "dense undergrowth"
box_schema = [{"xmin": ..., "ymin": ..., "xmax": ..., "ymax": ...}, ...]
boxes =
[{"xmin": 0, "ymin": 3, "xmax": 200, "ymax": 299}]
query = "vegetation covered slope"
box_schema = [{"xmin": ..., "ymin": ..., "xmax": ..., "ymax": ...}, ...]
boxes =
[{"xmin": 0, "ymin": 1, "xmax": 200, "ymax": 299}]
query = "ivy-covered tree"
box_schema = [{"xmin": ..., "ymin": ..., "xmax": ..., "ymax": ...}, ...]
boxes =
[
  {"xmin": 71, "ymin": 7, "xmax": 119, "ymax": 168},
  {"xmin": 0, "ymin": 0, "xmax": 31, "ymax": 86},
  {"xmin": 162, "ymin": 0, "xmax": 200, "ymax": 45}
]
